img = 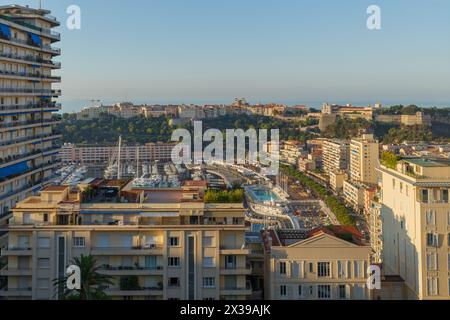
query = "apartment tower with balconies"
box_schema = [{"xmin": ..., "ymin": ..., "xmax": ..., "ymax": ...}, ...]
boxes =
[{"xmin": 0, "ymin": 5, "xmax": 61, "ymax": 228}]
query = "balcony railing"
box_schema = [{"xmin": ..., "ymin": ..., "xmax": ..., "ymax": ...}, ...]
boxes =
[
  {"xmin": 0, "ymin": 88, "xmax": 61, "ymax": 96},
  {"xmin": 0, "ymin": 14, "xmax": 60, "ymax": 39},
  {"xmin": 0, "ymin": 132, "xmax": 61, "ymax": 147},
  {"xmin": 92, "ymin": 244, "xmax": 164, "ymax": 251},
  {"xmin": 0, "ymin": 102, "xmax": 61, "ymax": 112},
  {"xmin": 0, "ymin": 118, "xmax": 60, "ymax": 129},
  {"xmin": 0, "ymin": 160, "xmax": 60, "ymax": 184},
  {"xmin": 0, "ymin": 51, "xmax": 61, "ymax": 67},
  {"xmin": 0, "ymin": 176, "xmax": 56, "ymax": 201},
  {"xmin": 99, "ymin": 265, "xmax": 164, "ymax": 271},
  {"xmin": 0, "ymin": 69, "xmax": 61, "ymax": 81},
  {"xmin": 3, "ymin": 37, "xmax": 61, "ymax": 54}
]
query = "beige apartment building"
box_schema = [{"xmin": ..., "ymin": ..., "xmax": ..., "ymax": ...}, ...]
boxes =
[
  {"xmin": 280, "ymin": 140, "xmax": 303, "ymax": 166},
  {"xmin": 60, "ymin": 142, "xmax": 175, "ymax": 165},
  {"xmin": 0, "ymin": 5, "xmax": 61, "ymax": 220},
  {"xmin": 263, "ymin": 227, "xmax": 371, "ymax": 300},
  {"xmin": 350, "ymin": 134, "xmax": 379, "ymax": 185},
  {"xmin": 343, "ymin": 180, "xmax": 366, "ymax": 213},
  {"xmin": 379, "ymin": 158, "xmax": 450, "ymax": 299},
  {"xmin": 0, "ymin": 179, "xmax": 252, "ymax": 300},
  {"xmin": 322, "ymin": 140, "xmax": 349, "ymax": 176},
  {"xmin": 329, "ymin": 171, "xmax": 346, "ymax": 192}
]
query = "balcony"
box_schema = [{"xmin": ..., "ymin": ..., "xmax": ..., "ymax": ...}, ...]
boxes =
[
  {"xmin": 219, "ymin": 246, "xmax": 250, "ymax": 255},
  {"xmin": 0, "ymin": 102, "xmax": 62, "ymax": 113},
  {"xmin": 0, "ymin": 51, "xmax": 61, "ymax": 68},
  {"xmin": 0, "ymin": 145, "xmax": 60, "ymax": 169},
  {"xmin": 98, "ymin": 265, "xmax": 164, "ymax": 276},
  {"xmin": 0, "ymin": 88, "xmax": 61, "ymax": 96},
  {"xmin": 105, "ymin": 287, "xmax": 163, "ymax": 297},
  {"xmin": 0, "ymin": 132, "xmax": 62, "ymax": 148},
  {"xmin": 0, "ymin": 69, "xmax": 61, "ymax": 82},
  {"xmin": 220, "ymin": 286, "xmax": 252, "ymax": 296},
  {"xmin": 0, "ymin": 267, "xmax": 32, "ymax": 276},
  {"xmin": 0, "ymin": 179, "xmax": 56, "ymax": 204},
  {"xmin": 0, "ymin": 287, "xmax": 32, "ymax": 297},
  {"xmin": 0, "ymin": 37, "xmax": 61, "ymax": 55},
  {"xmin": 0, "ymin": 14, "xmax": 60, "ymax": 40},
  {"xmin": 0, "ymin": 118, "xmax": 61, "ymax": 131},
  {"xmin": 0, "ymin": 162, "xmax": 60, "ymax": 185},
  {"xmin": 220, "ymin": 265, "xmax": 252, "ymax": 275},
  {"xmin": 91, "ymin": 244, "xmax": 164, "ymax": 256},
  {"xmin": 0, "ymin": 247, "xmax": 32, "ymax": 256}
]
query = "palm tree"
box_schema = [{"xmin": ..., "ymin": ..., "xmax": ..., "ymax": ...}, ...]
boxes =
[{"xmin": 53, "ymin": 254, "xmax": 113, "ymax": 300}]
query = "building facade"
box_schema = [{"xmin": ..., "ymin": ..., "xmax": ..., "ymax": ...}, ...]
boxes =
[
  {"xmin": 379, "ymin": 158, "xmax": 450, "ymax": 299},
  {"xmin": 60, "ymin": 142, "xmax": 175, "ymax": 165},
  {"xmin": 0, "ymin": 180, "xmax": 252, "ymax": 300},
  {"xmin": 0, "ymin": 5, "xmax": 61, "ymax": 219},
  {"xmin": 263, "ymin": 228, "xmax": 371, "ymax": 300},
  {"xmin": 350, "ymin": 134, "xmax": 379, "ymax": 185},
  {"xmin": 322, "ymin": 140, "xmax": 349, "ymax": 176}
]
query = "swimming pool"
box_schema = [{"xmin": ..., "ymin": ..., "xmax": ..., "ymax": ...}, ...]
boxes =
[{"xmin": 247, "ymin": 186, "xmax": 281, "ymax": 203}]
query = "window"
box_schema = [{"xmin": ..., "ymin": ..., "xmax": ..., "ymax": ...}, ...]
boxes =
[
  {"xmin": 203, "ymin": 277, "xmax": 215, "ymax": 288},
  {"xmin": 168, "ymin": 277, "xmax": 180, "ymax": 287},
  {"xmin": 43, "ymin": 213, "xmax": 48, "ymax": 222},
  {"xmin": 73, "ymin": 237, "xmax": 86, "ymax": 247},
  {"xmin": 421, "ymin": 189, "xmax": 429, "ymax": 203},
  {"xmin": 338, "ymin": 285, "xmax": 347, "ymax": 299},
  {"xmin": 448, "ymin": 253, "xmax": 450, "ymax": 271},
  {"xmin": 426, "ymin": 233, "xmax": 438, "ymax": 247},
  {"xmin": 280, "ymin": 285, "xmax": 287, "ymax": 297},
  {"xmin": 37, "ymin": 278, "xmax": 49, "ymax": 289},
  {"xmin": 317, "ymin": 285, "xmax": 331, "ymax": 299},
  {"xmin": 202, "ymin": 236, "xmax": 214, "ymax": 247},
  {"xmin": 203, "ymin": 257, "xmax": 215, "ymax": 268},
  {"xmin": 298, "ymin": 285, "xmax": 303, "ymax": 298},
  {"xmin": 426, "ymin": 210, "xmax": 435, "ymax": 225},
  {"xmin": 225, "ymin": 255, "xmax": 236, "ymax": 269},
  {"xmin": 399, "ymin": 182, "xmax": 403, "ymax": 194},
  {"xmin": 443, "ymin": 189, "xmax": 449, "ymax": 203},
  {"xmin": 309, "ymin": 262, "xmax": 313, "ymax": 273},
  {"xmin": 169, "ymin": 237, "xmax": 179, "ymax": 247},
  {"xmin": 337, "ymin": 261, "xmax": 347, "ymax": 278},
  {"xmin": 37, "ymin": 237, "xmax": 50, "ymax": 248},
  {"xmin": 426, "ymin": 252, "xmax": 437, "ymax": 271},
  {"xmin": 448, "ymin": 233, "xmax": 450, "ymax": 246},
  {"xmin": 279, "ymin": 262, "xmax": 286, "ymax": 275},
  {"xmin": 37, "ymin": 258, "xmax": 50, "ymax": 268},
  {"xmin": 354, "ymin": 261, "xmax": 364, "ymax": 278},
  {"xmin": 317, "ymin": 262, "xmax": 330, "ymax": 277},
  {"xmin": 168, "ymin": 257, "xmax": 180, "ymax": 267},
  {"xmin": 427, "ymin": 277, "xmax": 438, "ymax": 296}
]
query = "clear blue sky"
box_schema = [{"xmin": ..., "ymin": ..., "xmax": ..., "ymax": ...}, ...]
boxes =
[{"xmin": 10, "ymin": 0, "xmax": 450, "ymax": 111}]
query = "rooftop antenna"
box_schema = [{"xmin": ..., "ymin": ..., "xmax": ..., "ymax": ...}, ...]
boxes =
[{"xmin": 38, "ymin": 0, "xmax": 42, "ymax": 10}]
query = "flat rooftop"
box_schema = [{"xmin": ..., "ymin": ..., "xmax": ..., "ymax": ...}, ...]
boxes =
[{"xmin": 405, "ymin": 158, "xmax": 450, "ymax": 167}]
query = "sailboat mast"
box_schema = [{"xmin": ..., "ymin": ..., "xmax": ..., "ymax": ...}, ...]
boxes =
[{"xmin": 117, "ymin": 135, "xmax": 122, "ymax": 179}]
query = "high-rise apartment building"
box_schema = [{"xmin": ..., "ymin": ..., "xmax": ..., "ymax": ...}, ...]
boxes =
[
  {"xmin": 0, "ymin": 5, "xmax": 61, "ymax": 221},
  {"xmin": 0, "ymin": 179, "xmax": 251, "ymax": 300},
  {"xmin": 322, "ymin": 140, "xmax": 349, "ymax": 175},
  {"xmin": 379, "ymin": 158, "xmax": 450, "ymax": 299},
  {"xmin": 350, "ymin": 134, "xmax": 379, "ymax": 184}
]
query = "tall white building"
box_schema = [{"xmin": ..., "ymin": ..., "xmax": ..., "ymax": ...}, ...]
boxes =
[{"xmin": 350, "ymin": 134, "xmax": 379, "ymax": 185}]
